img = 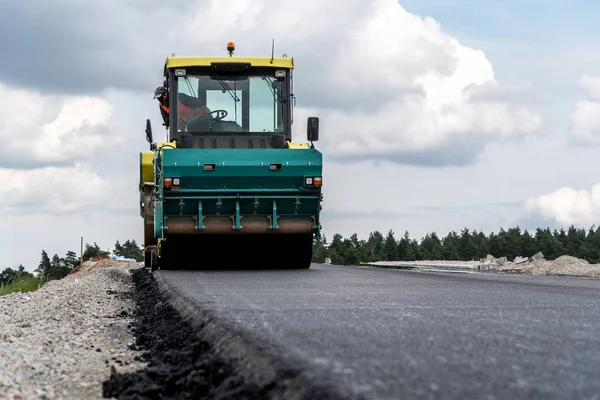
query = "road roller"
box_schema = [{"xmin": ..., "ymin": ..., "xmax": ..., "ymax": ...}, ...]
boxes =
[{"xmin": 139, "ymin": 43, "xmax": 323, "ymax": 270}]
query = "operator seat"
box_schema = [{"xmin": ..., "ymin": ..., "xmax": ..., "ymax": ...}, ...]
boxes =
[{"xmin": 178, "ymin": 93, "xmax": 213, "ymax": 132}]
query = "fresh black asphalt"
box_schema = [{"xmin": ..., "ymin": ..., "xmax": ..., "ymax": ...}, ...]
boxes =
[{"xmin": 155, "ymin": 264, "xmax": 600, "ymax": 400}]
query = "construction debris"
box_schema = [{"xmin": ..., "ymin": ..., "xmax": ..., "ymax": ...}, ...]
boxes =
[
  {"xmin": 530, "ymin": 252, "xmax": 544, "ymax": 261},
  {"xmin": 495, "ymin": 255, "xmax": 600, "ymax": 278},
  {"xmin": 362, "ymin": 253, "xmax": 600, "ymax": 278}
]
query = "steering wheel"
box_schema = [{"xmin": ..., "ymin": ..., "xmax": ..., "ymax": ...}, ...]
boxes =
[{"xmin": 208, "ymin": 109, "xmax": 228, "ymax": 121}]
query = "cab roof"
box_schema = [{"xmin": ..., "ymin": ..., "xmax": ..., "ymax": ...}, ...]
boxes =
[{"xmin": 163, "ymin": 56, "xmax": 294, "ymax": 74}]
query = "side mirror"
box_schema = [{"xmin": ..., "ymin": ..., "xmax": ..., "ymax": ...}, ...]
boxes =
[
  {"xmin": 307, "ymin": 117, "xmax": 319, "ymax": 142},
  {"xmin": 145, "ymin": 119, "xmax": 153, "ymax": 145}
]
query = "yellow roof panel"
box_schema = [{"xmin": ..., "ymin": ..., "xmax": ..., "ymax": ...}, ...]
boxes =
[{"xmin": 165, "ymin": 56, "xmax": 294, "ymax": 71}]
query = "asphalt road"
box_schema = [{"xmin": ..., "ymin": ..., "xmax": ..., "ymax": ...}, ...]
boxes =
[{"xmin": 157, "ymin": 264, "xmax": 600, "ymax": 400}]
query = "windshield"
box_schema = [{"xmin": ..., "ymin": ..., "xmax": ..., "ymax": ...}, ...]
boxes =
[{"xmin": 175, "ymin": 71, "xmax": 288, "ymax": 135}]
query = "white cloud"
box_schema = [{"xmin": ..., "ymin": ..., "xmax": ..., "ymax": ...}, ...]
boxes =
[
  {"xmin": 167, "ymin": 0, "xmax": 542, "ymax": 165},
  {"xmin": 0, "ymin": 81, "xmax": 118, "ymax": 168},
  {"xmin": 525, "ymin": 184, "xmax": 600, "ymax": 227},
  {"xmin": 465, "ymin": 81, "xmax": 536, "ymax": 104},
  {"xmin": 568, "ymin": 100, "xmax": 600, "ymax": 145},
  {"xmin": 568, "ymin": 75, "xmax": 600, "ymax": 146},
  {"xmin": 0, "ymin": 85, "xmax": 150, "ymax": 270},
  {"xmin": 579, "ymin": 74, "xmax": 600, "ymax": 99},
  {"xmin": 0, "ymin": 163, "xmax": 136, "ymax": 214},
  {"xmin": 0, "ymin": 0, "xmax": 545, "ymax": 166}
]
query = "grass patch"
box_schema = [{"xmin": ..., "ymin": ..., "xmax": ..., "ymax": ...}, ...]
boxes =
[{"xmin": 0, "ymin": 273, "xmax": 43, "ymax": 296}]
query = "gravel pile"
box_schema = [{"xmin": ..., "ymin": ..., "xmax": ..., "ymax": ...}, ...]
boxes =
[
  {"xmin": 501, "ymin": 255, "xmax": 600, "ymax": 278},
  {"xmin": 0, "ymin": 260, "xmax": 146, "ymax": 399}
]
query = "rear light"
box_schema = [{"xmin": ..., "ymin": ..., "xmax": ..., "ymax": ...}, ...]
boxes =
[
  {"xmin": 164, "ymin": 178, "xmax": 180, "ymax": 187},
  {"xmin": 305, "ymin": 176, "xmax": 322, "ymax": 186}
]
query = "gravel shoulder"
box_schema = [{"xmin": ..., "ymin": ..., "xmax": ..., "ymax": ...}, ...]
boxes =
[
  {"xmin": 2, "ymin": 259, "xmax": 360, "ymax": 400},
  {"xmin": 0, "ymin": 260, "xmax": 146, "ymax": 399}
]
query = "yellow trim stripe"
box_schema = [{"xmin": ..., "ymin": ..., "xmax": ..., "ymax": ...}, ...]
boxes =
[{"xmin": 165, "ymin": 56, "xmax": 294, "ymax": 70}]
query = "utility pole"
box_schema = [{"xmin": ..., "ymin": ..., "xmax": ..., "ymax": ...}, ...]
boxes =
[{"xmin": 80, "ymin": 236, "xmax": 83, "ymax": 267}]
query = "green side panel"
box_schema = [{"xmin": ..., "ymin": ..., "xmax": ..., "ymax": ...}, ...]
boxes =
[
  {"xmin": 161, "ymin": 148, "xmax": 322, "ymax": 189},
  {"xmin": 155, "ymin": 148, "xmax": 323, "ymax": 236}
]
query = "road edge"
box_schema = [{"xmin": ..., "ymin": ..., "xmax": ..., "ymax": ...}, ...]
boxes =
[
  {"xmin": 103, "ymin": 266, "xmax": 363, "ymax": 399},
  {"xmin": 152, "ymin": 270, "xmax": 364, "ymax": 400}
]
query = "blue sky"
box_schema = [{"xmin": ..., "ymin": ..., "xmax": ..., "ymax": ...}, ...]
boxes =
[{"xmin": 401, "ymin": 0, "xmax": 600, "ymax": 45}]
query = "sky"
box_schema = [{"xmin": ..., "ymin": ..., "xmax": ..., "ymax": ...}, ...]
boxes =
[{"xmin": 2, "ymin": 0, "xmax": 600, "ymax": 271}]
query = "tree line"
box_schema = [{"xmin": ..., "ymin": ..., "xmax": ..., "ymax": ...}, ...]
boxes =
[
  {"xmin": 0, "ymin": 239, "xmax": 144, "ymax": 286},
  {"xmin": 4, "ymin": 226, "xmax": 599, "ymax": 286},
  {"xmin": 312, "ymin": 225, "xmax": 600, "ymax": 266}
]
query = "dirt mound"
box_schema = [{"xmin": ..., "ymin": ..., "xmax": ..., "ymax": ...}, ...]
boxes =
[{"xmin": 70, "ymin": 259, "xmax": 131, "ymax": 275}]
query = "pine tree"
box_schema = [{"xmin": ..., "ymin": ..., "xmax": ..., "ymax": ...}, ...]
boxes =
[
  {"xmin": 64, "ymin": 251, "xmax": 80, "ymax": 269},
  {"xmin": 365, "ymin": 231, "xmax": 385, "ymax": 262},
  {"xmin": 35, "ymin": 250, "xmax": 51, "ymax": 277},
  {"xmin": 113, "ymin": 239, "xmax": 144, "ymax": 261},
  {"xmin": 312, "ymin": 235, "xmax": 328, "ymax": 263},
  {"xmin": 407, "ymin": 239, "xmax": 421, "ymax": 261},
  {"xmin": 442, "ymin": 231, "xmax": 460, "ymax": 260},
  {"xmin": 328, "ymin": 234, "xmax": 345, "ymax": 264},
  {"xmin": 342, "ymin": 238, "xmax": 360, "ymax": 265},
  {"xmin": 504, "ymin": 227, "xmax": 523, "ymax": 261},
  {"xmin": 442, "ymin": 241, "xmax": 459, "ymax": 260},
  {"xmin": 458, "ymin": 228, "xmax": 476, "ymax": 260},
  {"xmin": 566, "ymin": 225, "xmax": 586, "ymax": 258},
  {"xmin": 0, "ymin": 267, "xmax": 16, "ymax": 285},
  {"xmin": 557, "ymin": 228, "xmax": 568, "ymax": 252},
  {"xmin": 536, "ymin": 228, "xmax": 564, "ymax": 260},
  {"xmin": 397, "ymin": 231, "xmax": 410, "ymax": 261},
  {"xmin": 384, "ymin": 230, "xmax": 398, "ymax": 261},
  {"xmin": 421, "ymin": 233, "xmax": 443, "ymax": 260},
  {"xmin": 83, "ymin": 242, "xmax": 110, "ymax": 261},
  {"xmin": 520, "ymin": 230, "xmax": 537, "ymax": 257},
  {"xmin": 584, "ymin": 226, "xmax": 600, "ymax": 263}
]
